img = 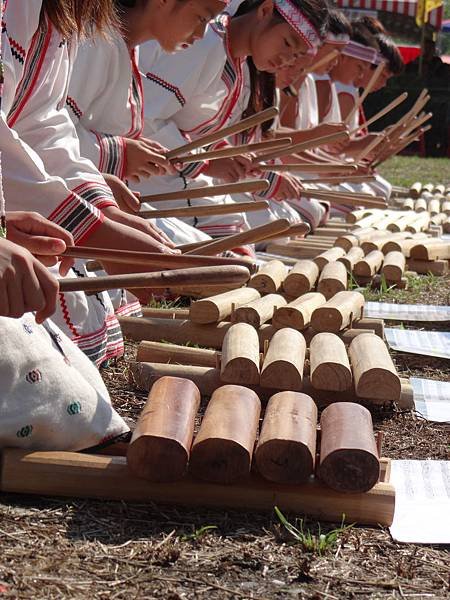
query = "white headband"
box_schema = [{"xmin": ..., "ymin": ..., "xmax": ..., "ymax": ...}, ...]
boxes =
[
  {"xmin": 325, "ymin": 32, "xmax": 350, "ymax": 45},
  {"xmin": 274, "ymin": 0, "xmax": 321, "ymax": 49},
  {"xmin": 341, "ymin": 40, "xmax": 378, "ymax": 63}
]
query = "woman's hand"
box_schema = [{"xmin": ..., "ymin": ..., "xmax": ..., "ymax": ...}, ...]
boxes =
[
  {"xmin": 5, "ymin": 211, "xmax": 74, "ymax": 276},
  {"xmin": 271, "ymin": 173, "xmax": 303, "ymax": 201},
  {"xmin": 0, "ymin": 238, "xmax": 59, "ymax": 322},
  {"xmin": 205, "ymin": 156, "xmax": 255, "ymax": 182},
  {"xmin": 101, "ymin": 205, "xmax": 176, "ymax": 248},
  {"xmin": 124, "ymin": 138, "xmax": 175, "ymax": 182},
  {"xmin": 103, "ymin": 173, "xmax": 140, "ymax": 213}
]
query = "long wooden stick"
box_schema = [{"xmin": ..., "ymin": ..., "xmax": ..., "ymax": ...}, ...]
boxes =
[
  {"xmin": 184, "ymin": 219, "xmax": 290, "ymax": 255},
  {"xmin": 139, "ymin": 200, "xmax": 270, "ymax": 219},
  {"xmin": 344, "ymin": 62, "xmax": 385, "ymax": 126},
  {"xmin": 300, "ymin": 189, "xmax": 387, "ymax": 208},
  {"xmin": 300, "ymin": 175, "xmax": 376, "ymax": 185},
  {"xmin": 350, "ymin": 92, "xmax": 408, "ymax": 136},
  {"xmin": 255, "ymin": 131, "xmax": 350, "ymax": 163},
  {"xmin": 175, "ymin": 138, "xmax": 292, "ymax": 164},
  {"xmin": 352, "ymin": 132, "xmax": 386, "ymax": 163},
  {"xmin": 140, "ymin": 179, "xmax": 269, "ymax": 204},
  {"xmin": 62, "ymin": 247, "xmax": 256, "ymax": 271},
  {"xmin": 59, "ymin": 265, "xmax": 251, "ymax": 293},
  {"xmin": 166, "ymin": 107, "xmax": 278, "ymax": 159},
  {"xmin": 303, "ymin": 187, "xmax": 383, "ymax": 201},
  {"xmin": 259, "ymin": 163, "xmax": 358, "ymax": 174}
]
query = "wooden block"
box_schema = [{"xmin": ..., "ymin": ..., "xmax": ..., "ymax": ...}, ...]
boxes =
[
  {"xmin": 255, "ymin": 392, "xmax": 317, "ymax": 484},
  {"xmin": 0, "ymin": 449, "xmax": 396, "ymax": 526},
  {"xmin": 310, "ymin": 333, "xmax": 352, "ymax": 392},
  {"xmin": 349, "ymin": 334, "xmax": 401, "ymax": 401},
  {"xmin": 127, "ymin": 377, "xmax": 200, "ymax": 482},
  {"xmin": 311, "ymin": 291, "xmax": 365, "ymax": 333},
  {"xmin": 221, "ymin": 323, "xmax": 260, "ymax": 385},
  {"xmin": 354, "ymin": 250, "xmax": 384, "ymax": 277},
  {"xmin": 282, "ymin": 260, "xmax": 319, "ymax": 296},
  {"xmin": 314, "ymin": 247, "xmax": 346, "ymax": 270},
  {"xmin": 248, "ymin": 260, "xmax": 288, "ymax": 294},
  {"xmin": 406, "ymin": 259, "xmax": 448, "ymax": 276},
  {"xmin": 233, "ymin": 294, "xmax": 286, "ymax": 328},
  {"xmin": 319, "ymin": 402, "xmax": 379, "ymax": 493},
  {"xmin": 317, "ymin": 261, "xmax": 347, "ymax": 300},
  {"xmin": 381, "ymin": 251, "xmax": 406, "ymax": 282},
  {"xmin": 360, "ymin": 233, "xmax": 392, "ymax": 254},
  {"xmin": 345, "ymin": 209, "xmax": 372, "ymax": 223},
  {"xmin": 402, "ymin": 198, "xmax": 414, "ymax": 209},
  {"xmin": 338, "ymin": 246, "xmax": 364, "ymax": 271},
  {"xmin": 414, "ymin": 198, "xmax": 427, "ymax": 212},
  {"xmin": 189, "ymin": 385, "xmax": 261, "ymax": 484},
  {"xmin": 428, "ymin": 199, "xmax": 441, "ymax": 216},
  {"xmin": 189, "ymin": 287, "xmax": 260, "ymax": 324},
  {"xmin": 422, "ymin": 183, "xmax": 434, "ymax": 193},
  {"xmin": 136, "ymin": 341, "xmax": 218, "ymax": 367},
  {"xmin": 409, "ymin": 182, "xmax": 422, "ymax": 198},
  {"xmin": 272, "ymin": 292, "xmax": 326, "ymax": 331},
  {"xmin": 260, "ymin": 328, "xmax": 306, "ymax": 391},
  {"xmin": 409, "ymin": 241, "xmax": 450, "ymax": 260}
]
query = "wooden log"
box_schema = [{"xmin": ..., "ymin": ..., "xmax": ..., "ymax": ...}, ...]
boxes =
[
  {"xmin": 0, "ymin": 449, "xmax": 396, "ymax": 526},
  {"xmin": 353, "ymin": 250, "xmax": 384, "ymax": 278},
  {"xmin": 428, "ymin": 198, "xmax": 441, "ymax": 216},
  {"xmin": 189, "ymin": 385, "xmax": 261, "ymax": 484},
  {"xmin": 185, "ymin": 219, "xmax": 290, "ymax": 256},
  {"xmin": 360, "ymin": 232, "xmax": 394, "ymax": 254},
  {"xmin": 130, "ymin": 362, "xmax": 223, "ymax": 396},
  {"xmin": 409, "ymin": 182, "xmax": 422, "ymax": 198},
  {"xmin": 141, "ymin": 307, "xmax": 190, "ymax": 320},
  {"xmin": 314, "ymin": 247, "xmax": 346, "ymax": 271},
  {"xmin": 221, "ymin": 323, "xmax": 260, "ymax": 385},
  {"xmin": 442, "ymin": 200, "xmax": 450, "ymax": 215},
  {"xmin": 141, "ymin": 179, "xmax": 269, "ymax": 204},
  {"xmin": 59, "ymin": 265, "xmax": 250, "ymax": 294},
  {"xmin": 189, "ymin": 287, "xmax": 260, "ymax": 324},
  {"xmin": 402, "ymin": 197, "xmax": 415, "ymax": 210},
  {"xmin": 136, "ymin": 341, "xmax": 218, "ymax": 367},
  {"xmin": 310, "ymin": 333, "xmax": 352, "ymax": 392},
  {"xmin": 346, "ymin": 209, "xmax": 372, "ymax": 224},
  {"xmin": 255, "ymin": 392, "xmax": 317, "ymax": 484},
  {"xmin": 381, "ymin": 251, "xmax": 406, "ymax": 282},
  {"xmin": 317, "ymin": 261, "xmax": 347, "ymax": 300},
  {"xmin": 260, "ymin": 328, "xmax": 306, "ymax": 391},
  {"xmin": 349, "ymin": 334, "xmax": 401, "ymax": 401},
  {"xmin": 127, "ymin": 377, "xmax": 200, "ymax": 482},
  {"xmin": 341, "ymin": 328, "xmax": 375, "ymax": 344},
  {"xmin": 338, "ymin": 247, "xmax": 364, "ymax": 271},
  {"xmin": 248, "ymin": 260, "xmax": 288, "ymax": 294},
  {"xmin": 352, "ymin": 318, "xmax": 384, "ymax": 339},
  {"xmin": 382, "ymin": 235, "xmax": 428, "ymax": 255},
  {"xmin": 406, "ymin": 259, "xmax": 448, "ymax": 276},
  {"xmin": 405, "ymin": 212, "xmax": 431, "ymax": 233},
  {"xmin": 409, "ymin": 241, "xmax": 450, "ymax": 260},
  {"xmin": 233, "ymin": 294, "xmax": 286, "ymax": 328},
  {"xmin": 272, "ymin": 292, "xmax": 326, "ymax": 331},
  {"xmin": 414, "ymin": 198, "xmax": 427, "ymax": 212},
  {"xmin": 311, "ymin": 291, "xmax": 365, "ymax": 333},
  {"xmin": 318, "ymin": 403, "xmax": 380, "ymax": 493},
  {"xmin": 282, "ymin": 260, "xmax": 319, "ymax": 296},
  {"xmin": 334, "ymin": 234, "xmax": 359, "ymax": 252}
]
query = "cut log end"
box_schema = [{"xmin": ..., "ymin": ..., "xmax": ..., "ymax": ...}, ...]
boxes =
[
  {"xmin": 221, "ymin": 357, "xmax": 260, "ymax": 385},
  {"xmin": 356, "ymin": 368, "xmax": 402, "ymax": 401},
  {"xmin": 127, "ymin": 436, "xmax": 188, "ymax": 482},
  {"xmin": 319, "ymin": 449, "xmax": 380, "ymax": 494},
  {"xmin": 255, "ymin": 440, "xmax": 314, "ymax": 484},
  {"xmin": 190, "ymin": 439, "xmax": 252, "ymax": 484},
  {"xmin": 310, "ymin": 363, "xmax": 352, "ymax": 392},
  {"xmin": 260, "ymin": 362, "xmax": 303, "ymax": 391}
]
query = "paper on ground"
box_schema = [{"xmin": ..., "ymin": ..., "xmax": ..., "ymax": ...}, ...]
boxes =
[
  {"xmin": 364, "ymin": 302, "xmax": 450, "ymax": 322},
  {"xmin": 390, "ymin": 460, "xmax": 450, "ymax": 544},
  {"xmin": 411, "ymin": 378, "xmax": 450, "ymax": 423},
  {"xmin": 385, "ymin": 328, "xmax": 450, "ymax": 359}
]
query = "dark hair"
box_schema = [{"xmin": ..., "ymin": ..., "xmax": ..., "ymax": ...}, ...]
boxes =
[
  {"xmin": 351, "ymin": 22, "xmax": 380, "ymax": 51},
  {"xmin": 376, "ymin": 34, "xmax": 404, "ymax": 75},
  {"xmin": 235, "ymin": 0, "xmax": 329, "ymax": 131},
  {"xmin": 326, "ymin": 7, "xmax": 351, "ymax": 36},
  {"xmin": 42, "ymin": 0, "xmax": 120, "ymax": 38},
  {"xmin": 356, "ymin": 15, "xmax": 387, "ymax": 36}
]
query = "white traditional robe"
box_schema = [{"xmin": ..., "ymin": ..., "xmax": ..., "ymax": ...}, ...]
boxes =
[{"xmin": 1, "ymin": 1, "xmax": 123, "ymax": 364}]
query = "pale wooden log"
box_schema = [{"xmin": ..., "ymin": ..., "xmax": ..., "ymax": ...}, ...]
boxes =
[
  {"xmin": 0, "ymin": 449, "xmax": 396, "ymax": 526},
  {"xmin": 175, "ymin": 138, "xmax": 292, "ymax": 164},
  {"xmin": 428, "ymin": 198, "xmax": 441, "ymax": 215},
  {"xmin": 381, "ymin": 251, "xmax": 406, "ymax": 282},
  {"xmin": 334, "ymin": 234, "xmax": 359, "ymax": 252},
  {"xmin": 170, "ymin": 283, "xmax": 243, "ymax": 298},
  {"xmin": 300, "ymin": 175, "xmax": 376, "ymax": 185},
  {"xmin": 352, "ymin": 317, "xmax": 384, "ymax": 339},
  {"xmin": 352, "ymin": 212, "xmax": 385, "ymax": 229},
  {"xmin": 130, "ymin": 362, "xmax": 223, "ymax": 397},
  {"xmin": 433, "ymin": 184, "xmax": 445, "ymax": 194},
  {"xmin": 402, "ymin": 198, "xmax": 415, "ymax": 210},
  {"xmin": 409, "ymin": 182, "xmax": 422, "ymax": 198},
  {"xmin": 282, "ymin": 260, "xmax": 319, "ymax": 296},
  {"xmin": 360, "ymin": 232, "xmax": 393, "ymax": 254},
  {"xmin": 310, "ymin": 333, "xmax": 352, "ymax": 392},
  {"xmin": 189, "ymin": 385, "xmax": 261, "ymax": 484},
  {"xmin": 59, "ymin": 265, "xmax": 250, "ymax": 294},
  {"xmin": 422, "ymin": 183, "xmax": 434, "ymax": 193},
  {"xmin": 406, "ymin": 259, "xmax": 448, "ymax": 276},
  {"xmin": 255, "ymin": 131, "xmax": 350, "ymax": 162},
  {"xmin": 317, "ymin": 261, "xmax": 347, "ymax": 300},
  {"xmin": 248, "ymin": 260, "xmax": 288, "ymax": 294},
  {"xmin": 409, "ymin": 241, "xmax": 450, "ymax": 260},
  {"xmin": 442, "ymin": 200, "xmax": 450, "ymax": 215},
  {"xmin": 307, "ymin": 227, "xmax": 348, "ymax": 238},
  {"xmin": 353, "ymin": 250, "xmax": 384, "ymax": 277},
  {"xmin": 136, "ymin": 341, "xmax": 218, "ymax": 367},
  {"xmin": 344, "ymin": 62, "xmax": 385, "ymax": 125},
  {"xmin": 233, "ymin": 293, "xmax": 286, "ymax": 328},
  {"xmin": 184, "ymin": 219, "xmax": 290, "ymax": 256},
  {"xmin": 261, "ymin": 163, "xmax": 358, "ymax": 174},
  {"xmin": 314, "ymin": 247, "xmax": 346, "ymax": 271},
  {"xmin": 189, "ymin": 287, "xmax": 260, "ymax": 324},
  {"xmin": 140, "ymin": 179, "xmax": 269, "ymax": 204},
  {"xmin": 345, "ymin": 209, "xmax": 372, "ymax": 223},
  {"xmin": 444, "ymin": 217, "xmax": 450, "ymax": 234},
  {"xmin": 341, "ymin": 328, "xmax": 375, "ymax": 343},
  {"xmin": 255, "ymin": 392, "xmax": 317, "ymax": 484},
  {"xmin": 141, "ymin": 307, "xmax": 190, "ymax": 319},
  {"xmin": 311, "ymin": 291, "xmax": 365, "ymax": 333},
  {"xmin": 349, "ymin": 334, "xmax": 401, "ymax": 401},
  {"xmin": 349, "ymin": 92, "xmax": 408, "ymax": 136},
  {"xmin": 221, "ymin": 323, "xmax": 260, "ymax": 385},
  {"xmin": 272, "ymin": 292, "xmax": 326, "ymax": 331},
  {"xmin": 166, "ymin": 107, "xmax": 278, "ymax": 159},
  {"xmin": 405, "ymin": 212, "xmax": 431, "ymax": 233},
  {"xmin": 319, "ymin": 403, "xmax": 379, "ymax": 493},
  {"xmin": 387, "ymin": 211, "xmax": 424, "ymax": 232},
  {"xmin": 260, "ymin": 328, "xmax": 306, "ymax": 391},
  {"xmin": 338, "ymin": 246, "xmax": 364, "ymax": 271},
  {"xmin": 139, "ymin": 200, "xmax": 270, "ymax": 219},
  {"xmin": 382, "ymin": 235, "xmax": 429, "ymax": 255},
  {"xmin": 127, "ymin": 377, "xmax": 200, "ymax": 482},
  {"xmin": 430, "ymin": 212, "xmax": 447, "ymax": 226}
]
